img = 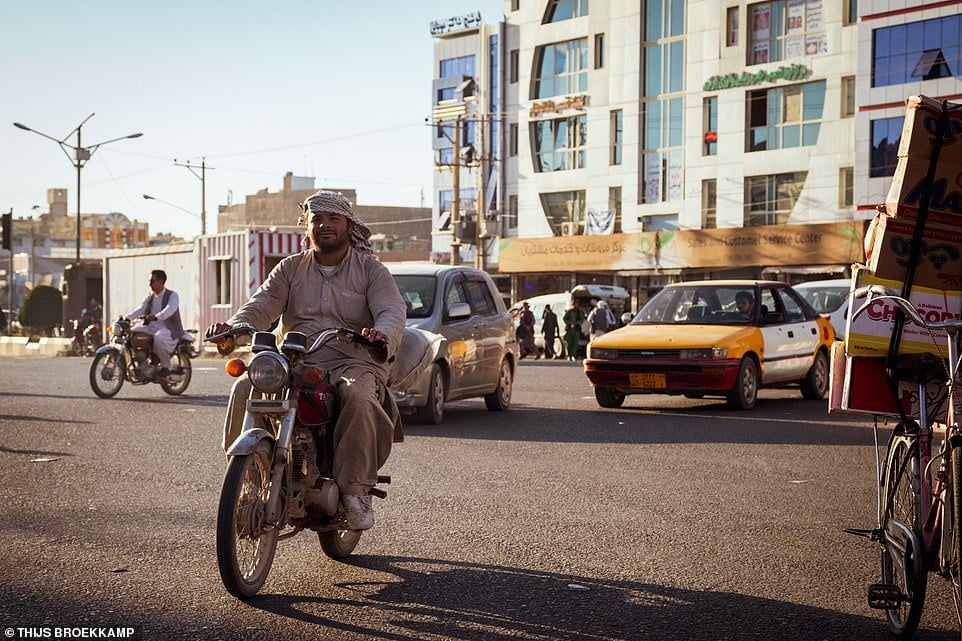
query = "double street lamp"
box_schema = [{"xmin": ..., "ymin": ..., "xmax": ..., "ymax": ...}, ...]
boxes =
[{"xmin": 13, "ymin": 114, "xmax": 143, "ymax": 263}]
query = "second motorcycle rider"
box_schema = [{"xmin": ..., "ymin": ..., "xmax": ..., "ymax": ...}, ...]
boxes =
[{"xmin": 206, "ymin": 191, "xmax": 406, "ymax": 531}]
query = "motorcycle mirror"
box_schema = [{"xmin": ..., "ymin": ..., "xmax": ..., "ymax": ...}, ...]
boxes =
[{"xmin": 217, "ymin": 335, "xmax": 236, "ymax": 356}]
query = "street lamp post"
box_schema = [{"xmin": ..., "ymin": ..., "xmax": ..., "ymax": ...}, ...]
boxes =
[
  {"xmin": 142, "ymin": 194, "xmax": 202, "ymax": 231},
  {"xmin": 13, "ymin": 114, "xmax": 142, "ymax": 264}
]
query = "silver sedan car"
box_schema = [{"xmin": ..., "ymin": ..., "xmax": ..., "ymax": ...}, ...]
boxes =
[{"xmin": 387, "ymin": 263, "xmax": 519, "ymax": 425}]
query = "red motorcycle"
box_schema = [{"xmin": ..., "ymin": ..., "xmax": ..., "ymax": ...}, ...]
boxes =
[{"xmin": 207, "ymin": 326, "xmax": 390, "ymax": 599}]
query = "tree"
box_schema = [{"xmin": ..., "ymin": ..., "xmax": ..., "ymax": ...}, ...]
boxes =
[{"xmin": 18, "ymin": 285, "xmax": 62, "ymax": 336}]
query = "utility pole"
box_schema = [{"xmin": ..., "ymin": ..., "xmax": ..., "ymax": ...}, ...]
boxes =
[
  {"xmin": 174, "ymin": 157, "xmax": 211, "ymax": 235},
  {"xmin": 4, "ymin": 209, "xmax": 13, "ymax": 331},
  {"xmin": 451, "ymin": 115, "xmax": 461, "ymax": 266},
  {"xmin": 476, "ymin": 114, "xmax": 486, "ymax": 271}
]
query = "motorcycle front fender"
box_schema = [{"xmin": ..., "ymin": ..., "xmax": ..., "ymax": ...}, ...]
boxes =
[
  {"xmin": 94, "ymin": 344, "xmax": 123, "ymax": 358},
  {"xmin": 226, "ymin": 427, "xmax": 275, "ymax": 457}
]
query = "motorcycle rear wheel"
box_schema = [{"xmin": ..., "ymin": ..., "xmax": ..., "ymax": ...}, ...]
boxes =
[
  {"xmin": 217, "ymin": 440, "xmax": 279, "ymax": 599},
  {"xmin": 161, "ymin": 352, "xmax": 192, "ymax": 395},
  {"xmin": 319, "ymin": 529, "xmax": 362, "ymax": 559},
  {"xmin": 89, "ymin": 351, "xmax": 125, "ymax": 398}
]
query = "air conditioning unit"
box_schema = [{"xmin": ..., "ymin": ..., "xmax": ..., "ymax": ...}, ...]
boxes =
[{"xmin": 561, "ymin": 222, "xmax": 578, "ymax": 236}]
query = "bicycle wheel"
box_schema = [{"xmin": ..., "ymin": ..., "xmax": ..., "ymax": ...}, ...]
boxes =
[
  {"xmin": 948, "ymin": 438, "xmax": 962, "ymax": 631},
  {"xmin": 880, "ymin": 435, "xmax": 927, "ymax": 638}
]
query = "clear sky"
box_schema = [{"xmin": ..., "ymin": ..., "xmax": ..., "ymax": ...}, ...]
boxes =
[{"xmin": 1, "ymin": 0, "xmax": 503, "ymax": 237}]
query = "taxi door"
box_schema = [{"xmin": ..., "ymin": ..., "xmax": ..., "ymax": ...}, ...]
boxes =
[{"xmin": 758, "ymin": 286, "xmax": 820, "ymax": 382}]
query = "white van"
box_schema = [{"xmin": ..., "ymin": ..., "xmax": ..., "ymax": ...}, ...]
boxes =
[{"xmin": 511, "ymin": 284, "xmax": 631, "ymax": 357}]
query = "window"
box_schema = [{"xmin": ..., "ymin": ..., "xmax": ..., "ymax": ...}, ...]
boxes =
[
  {"xmin": 544, "ymin": 0, "xmax": 588, "ymax": 22},
  {"xmin": 439, "ymin": 189, "xmax": 477, "ymax": 223},
  {"xmin": 595, "ymin": 33, "xmax": 605, "ymax": 69},
  {"xmin": 645, "ymin": 41, "xmax": 685, "ymax": 96},
  {"xmin": 841, "ymin": 76, "xmax": 855, "ymax": 118},
  {"xmin": 509, "ymin": 123, "xmax": 518, "ymax": 157},
  {"xmin": 642, "ymin": 99, "xmax": 684, "ymax": 203},
  {"xmin": 646, "ymin": 0, "xmax": 684, "ymax": 40},
  {"xmin": 510, "ymin": 50, "xmax": 519, "ymax": 84},
  {"xmin": 748, "ymin": 0, "xmax": 828, "ymax": 65},
  {"xmin": 212, "ymin": 258, "xmax": 232, "ymax": 306},
  {"xmin": 533, "ymin": 38, "xmax": 588, "ymax": 99},
  {"xmin": 727, "ymin": 7, "xmax": 739, "ymax": 46},
  {"xmin": 744, "ymin": 172, "xmax": 807, "ymax": 226},
  {"xmin": 504, "ymin": 194, "xmax": 518, "ymax": 235},
  {"xmin": 444, "ymin": 278, "xmax": 471, "ymax": 323},
  {"xmin": 703, "ymin": 96, "xmax": 718, "ymax": 156},
  {"xmin": 872, "ymin": 15, "xmax": 961, "ymax": 87},
  {"xmin": 610, "ymin": 110, "xmax": 622, "ymax": 165},
  {"xmin": 870, "ymin": 117, "xmax": 901, "ymax": 178},
  {"xmin": 437, "ymin": 87, "xmax": 457, "ymax": 103},
  {"xmin": 439, "ymin": 55, "xmax": 475, "ymax": 79},
  {"xmin": 465, "ymin": 278, "xmax": 497, "ymax": 316},
  {"xmin": 839, "ymin": 167, "xmax": 854, "ymax": 207},
  {"xmin": 533, "ymin": 115, "xmax": 587, "ymax": 172},
  {"xmin": 438, "ymin": 147, "xmax": 454, "ymax": 166},
  {"xmin": 843, "ymin": 0, "xmax": 857, "ymax": 26},
  {"xmin": 608, "ymin": 187, "xmax": 622, "ymax": 233},
  {"xmin": 540, "ymin": 190, "xmax": 586, "ymax": 236},
  {"xmin": 511, "ymin": 0, "xmax": 519, "ymax": 10},
  {"xmin": 746, "ymin": 80, "xmax": 825, "ymax": 151},
  {"xmin": 702, "ymin": 179, "xmax": 717, "ymax": 229}
]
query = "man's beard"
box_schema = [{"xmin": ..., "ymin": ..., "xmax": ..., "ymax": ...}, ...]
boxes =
[{"xmin": 308, "ymin": 229, "xmax": 349, "ymax": 253}]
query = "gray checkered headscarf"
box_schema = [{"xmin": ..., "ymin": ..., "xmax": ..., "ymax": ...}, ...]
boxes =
[{"xmin": 299, "ymin": 191, "xmax": 373, "ymax": 255}]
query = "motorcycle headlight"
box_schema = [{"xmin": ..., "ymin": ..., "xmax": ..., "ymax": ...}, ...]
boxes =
[{"xmin": 247, "ymin": 352, "xmax": 289, "ymax": 393}]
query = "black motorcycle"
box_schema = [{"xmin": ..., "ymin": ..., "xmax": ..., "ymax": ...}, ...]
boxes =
[
  {"xmin": 70, "ymin": 318, "xmax": 103, "ymax": 356},
  {"xmin": 89, "ymin": 317, "xmax": 197, "ymax": 398}
]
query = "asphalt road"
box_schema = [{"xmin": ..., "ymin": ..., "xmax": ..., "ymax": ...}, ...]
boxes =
[{"xmin": 0, "ymin": 355, "xmax": 958, "ymax": 640}]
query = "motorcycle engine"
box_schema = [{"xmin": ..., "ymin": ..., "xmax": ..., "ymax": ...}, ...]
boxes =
[{"xmin": 291, "ymin": 428, "xmax": 339, "ymax": 517}]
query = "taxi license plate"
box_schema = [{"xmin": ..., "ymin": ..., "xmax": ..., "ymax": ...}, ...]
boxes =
[{"xmin": 630, "ymin": 373, "xmax": 666, "ymax": 389}]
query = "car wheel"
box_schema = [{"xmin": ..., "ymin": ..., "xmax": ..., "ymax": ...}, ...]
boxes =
[
  {"xmin": 726, "ymin": 356, "xmax": 758, "ymax": 410},
  {"xmin": 413, "ymin": 364, "xmax": 445, "ymax": 425},
  {"xmin": 595, "ymin": 387, "xmax": 625, "ymax": 408},
  {"xmin": 801, "ymin": 349, "xmax": 829, "ymax": 400},
  {"xmin": 484, "ymin": 359, "xmax": 513, "ymax": 411}
]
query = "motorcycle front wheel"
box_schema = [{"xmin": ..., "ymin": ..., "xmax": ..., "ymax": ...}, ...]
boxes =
[
  {"xmin": 319, "ymin": 529, "xmax": 362, "ymax": 559},
  {"xmin": 89, "ymin": 351, "xmax": 125, "ymax": 398},
  {"xmin": 217, "ymin": 440, "xmax": 279, "ymax": 599},
  {"xmin": 161, "ymin": 352, "xmax": 192, "ymax": 395}
]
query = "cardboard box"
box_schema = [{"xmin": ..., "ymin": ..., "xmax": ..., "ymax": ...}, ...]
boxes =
[
  {"xmin": 897, "ymin": 95, "xmax": 962, "ymax": 166},
  {"xmin": 828, "ymin": 348, "xmax": 949, "ymax": 422},
  {"xmin": 884, "ymin": 156, "xmax": 962, "ymax": 225},
  {"xmin": 867, "ymin": 214, "xmax": 962, "ymax": 290},
  {"xmin": 845, "ymin": 265, "xmax": 962, "ymax": 358}
]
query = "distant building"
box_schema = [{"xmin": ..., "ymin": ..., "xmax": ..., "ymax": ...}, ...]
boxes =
[{"xmin": 217, "ymin": 172, "xmax": 432, "ymax": 262}]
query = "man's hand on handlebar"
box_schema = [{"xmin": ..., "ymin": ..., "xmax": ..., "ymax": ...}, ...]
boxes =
[{"xmin": 204, "ymin": 323, "xmax": 253, "ymax": 356}]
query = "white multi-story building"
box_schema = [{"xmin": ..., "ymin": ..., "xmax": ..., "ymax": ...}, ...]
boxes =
[{"xmin": 433, "ymin": 1, "xmax": 962, "ymax": 303}]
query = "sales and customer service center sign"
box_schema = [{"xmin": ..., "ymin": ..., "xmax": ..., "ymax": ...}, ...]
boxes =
[{"xmin": 497, "ymin": 221, "xmax": 864, "ymax": 273}]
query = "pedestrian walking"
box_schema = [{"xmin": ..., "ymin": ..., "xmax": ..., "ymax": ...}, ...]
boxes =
[
  {"xmin": 562, "ymin": 301, "xmax": 585, "ymax": 361},
  {"xmin": 587, "ymin": 300, "xmax": 616, "ymax": 341},
  {"xmin": 518, "ymin": 302, "xmax": 536, "ymax": 359},
  {"xmin": 541, "ymin": 304, "xmax": 559, "ymax": 359}
]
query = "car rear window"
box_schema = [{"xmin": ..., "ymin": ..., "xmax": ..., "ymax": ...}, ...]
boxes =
[{"xmin": 393, "ymin": 275, "xmax": 437, "ymax": 319}]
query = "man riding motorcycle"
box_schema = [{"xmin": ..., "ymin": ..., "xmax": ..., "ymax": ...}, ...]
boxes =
[{"xmin": 206, "ymin": 191, "xmax": 406, "ymax": 531}]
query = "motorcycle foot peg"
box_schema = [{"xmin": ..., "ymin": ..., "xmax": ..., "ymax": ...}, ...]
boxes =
[
  {"xmin": 867, "ymin": 583, "xmax": 903, "ymax": 610},
  {"xmin": 369, "ymin": 487, "xmax": 387, "ymax": 500},
  {"xmin": 377, "ymin": 475, "xmax": 391, "ymax": 484}
]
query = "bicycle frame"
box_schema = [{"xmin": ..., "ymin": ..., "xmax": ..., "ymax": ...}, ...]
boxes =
[{"xmin": 853, "ymin": 285, "xmax": 962, "ymax": 631}]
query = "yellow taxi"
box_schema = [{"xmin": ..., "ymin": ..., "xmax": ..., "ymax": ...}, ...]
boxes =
[{"xmin": 583, "ymin": 281, "xmax": 835, "ymax": 410}]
